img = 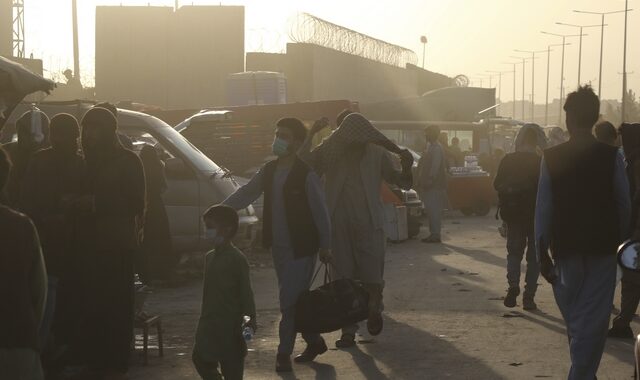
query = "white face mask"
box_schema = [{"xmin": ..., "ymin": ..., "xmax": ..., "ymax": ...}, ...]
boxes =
[{"xmin": 205, "ymin": 228, "xmax": 225, "ymax": 246}]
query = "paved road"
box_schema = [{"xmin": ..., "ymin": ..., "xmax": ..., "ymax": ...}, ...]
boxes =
[{"xmin": 130, "ymin": 214, "xmax": 637, "ymax": 380}]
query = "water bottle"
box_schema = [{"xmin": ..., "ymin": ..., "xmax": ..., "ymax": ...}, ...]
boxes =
[{"xmin": 242, "ymin": 316, "xmax": 254, "ymax": 342}]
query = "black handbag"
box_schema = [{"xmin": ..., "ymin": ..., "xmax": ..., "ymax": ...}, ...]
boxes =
[{"xmin": 295, "ymin": 264, "xmax": 370, "ymax": 334}]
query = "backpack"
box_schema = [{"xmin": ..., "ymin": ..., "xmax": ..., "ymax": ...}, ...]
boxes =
[{"xmin": 494, "ymin": 153, "xmax": 539, "ymax": 223}]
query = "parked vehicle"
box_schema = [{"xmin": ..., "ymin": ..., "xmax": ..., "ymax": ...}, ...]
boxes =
[{"xmin": 2, "ymin": 101, "xmax": 258, "ymax": 253}]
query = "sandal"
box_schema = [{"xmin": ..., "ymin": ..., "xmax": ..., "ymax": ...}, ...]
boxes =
[{"xmin": 335, "ymin": 333, "xmax": 356, "ymax": 348}]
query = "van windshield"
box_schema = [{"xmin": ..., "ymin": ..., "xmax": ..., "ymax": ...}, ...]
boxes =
[{"xmin": 122, "ymin": 119, "xmax": 222, "ymax": 173}]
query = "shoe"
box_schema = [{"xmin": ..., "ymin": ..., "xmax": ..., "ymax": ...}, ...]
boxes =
[
  {"xmin": 275, "ymin": 353, "xmax": 292, "ymax": 373},
  {"xmin": 367, "ymin": 311, "xmax": 384, "ymax": 336},
  {"xmin": 294, "ymin": 338, "xmax": 328, "ymax": 363},
  {"xmin": 522, "ymin": 295, "xmax": 537, "ymax": 311},
  {"xmin": 335, "ymin": 333, "xmax": 356, "ymax": 349},
  {"xmin": 421, "ymin": 235, "xmax": 442, "ymax": 244},
  {"xmin": 503, "ymin": 287, "xmax": 520, "ymax": 308},
  {"xmin": 608, "ymin": 325, "xmax": 634, "ymax": 339}
]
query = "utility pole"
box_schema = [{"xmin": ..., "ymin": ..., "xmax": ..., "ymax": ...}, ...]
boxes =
[
  {"xmin": 543, "ymin": 43, "xmax": 571, "ymax": 126},
  {"xmin": 72, "ymin": 0, "xmax": 80, "ymax": 83},
  {"xmin": 622, "ymin": 0, "xmax": 629, "ymax": 123},
  {"xmin": 487, "ymin": 70, "xmax": 507, "ymax": 104},
  {"xmin": 516, "ymin": 49, "xmax": 545, "ymax": 123},
  {"xmin": 542, "ymin": 31, "xmax": 581, "ymax": 127},
  {"xmin": 574, "ymin": 9, "xmax": 630, "ymax": 99},
  {"xmin": 503, "ymin": 62, "xmax": 519, "ymax": 119},
  {"xmin": 556, "ymin": 22, "xmax": 598, "ymax": 86}
]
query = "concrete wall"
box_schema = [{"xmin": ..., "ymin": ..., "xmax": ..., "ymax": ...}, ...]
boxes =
[
  {"xmin": 168, "ymin": 6, "xmax": 244, "ymax": 109},
  {"xmin": 247, "ymin": 44, "xmax": 453, "ymax": 106},
  {"xmin": 0, "ymin": 0, "xmax": 13, "ymax": 57},
  {"xmin": 95, "ymin": 5, "xmax": 244, "ymax": 108}
]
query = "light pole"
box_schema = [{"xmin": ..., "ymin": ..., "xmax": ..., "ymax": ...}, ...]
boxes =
[
  {"xmin": 555, "ymin": 22, "xmax": 597, "ymax": 86},
  {"xmin": 543, "ymin": 43, "xmax": 572, "ymax": 126},
  {"xmin": 420, "ymin": 36, "xmax": 428, "ymax": 69},
  {"xmin": 623, "ymin": 0, "xmax": 630, "ymax": 122},
  {"xmin": 515, "ymin": 49, "xmax": 545, "ymax": 123},
  {"xmin": 574, "ymin": 9, "xmax": 628, "ymax": 98},
  {"xmin": 487, "ymin": 70, "xmax": 508, "ymax": 103},
  {"xmin": 541, "ymin": 31, "xmax": 581, "ymax": 127},
  {"xmin": 502, "ymin": 62, "xmax": 518, "ymax": 119},
  {"xmin": 511, "ymin": 55, "xmax": 533, "ymax": 121}
]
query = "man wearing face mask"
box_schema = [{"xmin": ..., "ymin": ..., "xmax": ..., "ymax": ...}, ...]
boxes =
[
  {"xmin": 223, "ymin": 117, "xmax": 332, "ymax": 373},
  {"xmin": 1, "ymin": 109, "xmax": 50, "ymax": 207},
  {"xmin": 79, "ymin": 107, "xmax": 145, "ymax": 380},
  {"xmin": 19, "ymin": 113, "xmax": 86, "ymax": 365}
]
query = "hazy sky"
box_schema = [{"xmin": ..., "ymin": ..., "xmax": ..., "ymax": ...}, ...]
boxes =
[{"xmin": 21, "ymin": 0, "xmax": 640, "ymax": 103}]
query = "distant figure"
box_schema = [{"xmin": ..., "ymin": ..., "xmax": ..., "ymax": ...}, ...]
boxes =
[
  {"xmin": 19, "ymin": 113, "xmax": 86, "ymax": 361},
  {"xmin": 192, "ymin": 205, "xmax": 256, "ymax": 380},
  {"xmin": 1, "ymin": 109, "xmax": 50, "ymax": 207},
  {"xmin": 139, "ymin": 145, "xmax": 174, "ymax": 282},
  {"xmin": 494, "ymin": 125, "xmax": 544, "ymax": 310},
  {"xmin": 303, "ymin": 113, "xmax": 413, "ymax": 347},
  {"xmin": 224, "ymin": 118, "xmax": 332, "ymax": 372},
  {"xmin": 0, "ymin": 148, "xmax": 48, "ymax": 380},
  {"xmin": 417, "ymin": 125, "xmax": 447, "ymax": 244},
  {"xmin": 610, "ymin": 122, "xmax": 640, "ymax": 339},
  {"xmin": 80, "ymin": 107, "xmax": 146, "ymax": 379},
  {"xmin": 594, "ymin": 121, "xmax": 618, "ymax": 147},
  {"xmin": 450, "ymin": 137, "xmax": 464, "ymax": 167},
  {"xmin": 536, "ymin": 85, "xmax": 631, "ymax": 380}
]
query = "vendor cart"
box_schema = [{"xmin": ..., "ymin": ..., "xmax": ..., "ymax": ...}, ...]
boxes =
[{"xmin": 447, "ymin": 167, "xmax": 496, "ymax": 216}]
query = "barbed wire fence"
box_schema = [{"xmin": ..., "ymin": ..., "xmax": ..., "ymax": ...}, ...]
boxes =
[{"xmin": 288, "ymin": 13, "xmax": 418, "ymax": 68}]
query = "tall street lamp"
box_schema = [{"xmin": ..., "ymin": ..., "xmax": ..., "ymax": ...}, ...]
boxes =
[
  {"xmin": 502, "ymin": 62, "xmax": 519, "ymax": 119},
  {"xmin": 574, "ymin": 9, "xmax": 628, "ymax": 98},
  {"xmin": 541, "ymin": 31, "xmax": 581, "ymax": 127},
  {"xmin": 511, "ymin": 55, "xmax": 534, "ymax": 121},
  {"xmin": 543, "ymin": 42, "xmax": 572, "ymax": 126},
  {"xmin": 515, "ymin": 49, "xmax": 545, "ymax": 123},
  {"xmin": 487, "ymin": 70, "xmax": 508, "ymax": 104},
  {"xmin": 555, "ymin": 22, "xmax": 597, "ymax": 86}
]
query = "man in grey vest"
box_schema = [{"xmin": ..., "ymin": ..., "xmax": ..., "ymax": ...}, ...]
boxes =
[
  {"xmin": 223, "ymin": 118, "xmax": 332, "ymax": 373},
  {"xmin": 536, "ymin": 85, "xmax": 631, "ymax": 380}
]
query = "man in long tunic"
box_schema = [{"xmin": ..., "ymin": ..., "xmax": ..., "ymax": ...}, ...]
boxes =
[
  {"xmin": 80, "ymin": 107, "xmax": 146, "ymax": 380},
  {"xmin": 303, "ymin": 113, "xmax": 413, "ymax": 347},
  {"xmin": 224, "ymin": 118, "xmax": 332, "ymax": 372},
  {"xmin": 2, "ymin": 109, "xmax": 50, "ymax": 207},
  {"xmin": 19, "ymin": 113, "xmax": 86, "ymax": 362}
]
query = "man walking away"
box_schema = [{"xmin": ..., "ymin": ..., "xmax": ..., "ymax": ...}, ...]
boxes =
[
  {"xmin": 0, "ymin": 148, "xmax": 48, "ymax": 380},
  {"xmin": 536, "ymin": 85, "xmax": 631, "ymax": 380},
  {"xmin": 494, "ymin": 125, "xmax": 543, "ymax": 310},
  {"xmin": 224, "ymin": 117, "xmax": 332, "ymax": 373},
  {"xmin": 417, "ymin": 125, "xmax": 447, "ymax": 244},
  {"xmin": 192, "ymin": 205, "xmax": 256, "ymax": 380}
]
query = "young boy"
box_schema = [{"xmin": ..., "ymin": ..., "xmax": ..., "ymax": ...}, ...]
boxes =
[{"xmin": 192, "ymin": 205, "xmax": 256, "ymax": 380}]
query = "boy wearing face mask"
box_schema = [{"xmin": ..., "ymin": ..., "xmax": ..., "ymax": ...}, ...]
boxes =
[
  {"xmin": 223, "ymin": 117, "xmax": 332, "ymax": 373},
  {"xmin": 193, "ymin": 205, "xmax": 256, "ymax": 380}
]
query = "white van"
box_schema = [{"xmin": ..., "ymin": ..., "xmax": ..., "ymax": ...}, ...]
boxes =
[{"xmin": 2, "ymin": 101, "xmax": 258, "ymax": 253}]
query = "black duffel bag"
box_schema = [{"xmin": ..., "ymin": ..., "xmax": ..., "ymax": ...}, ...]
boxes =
[{"xmin": 295, "ymin": 264, "xmax": 370, "ymax": 334}]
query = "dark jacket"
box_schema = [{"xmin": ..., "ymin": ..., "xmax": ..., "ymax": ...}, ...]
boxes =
[{"xmin": 262, "ymin": 158, "xmax": 320, "ymax": 258}]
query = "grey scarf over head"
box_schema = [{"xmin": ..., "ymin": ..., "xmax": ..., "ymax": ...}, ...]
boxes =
[{"xmin": 311, "ymin": 113, "xmax": 401, "ymax": 172}]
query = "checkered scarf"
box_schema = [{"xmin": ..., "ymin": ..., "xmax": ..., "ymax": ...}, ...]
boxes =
[{"xmin": 312, "ymin": 113, "xmax": 400, "ymax": 172}]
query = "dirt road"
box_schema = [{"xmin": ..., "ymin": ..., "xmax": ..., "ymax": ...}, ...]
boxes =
[{"xmin": 129, "ymin": 214, "xmax": 637, "ymax": 380}]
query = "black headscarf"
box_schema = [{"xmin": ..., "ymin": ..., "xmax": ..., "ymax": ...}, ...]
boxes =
[{"xmin": 81, "ymin": 107, "xmax": 121, "ymax": 172}]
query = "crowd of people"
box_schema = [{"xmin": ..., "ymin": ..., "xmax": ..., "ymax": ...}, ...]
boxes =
[
  {"xmin": 2, "ymin": 84, "xmax": 640, "ymax": 380},
  {"xmin": 0, "ymin": 105, "xmax": 171, "ymax": 380},
  {"xmin": 494, "ymin": 85, "xmax": 640, "ymax": 380}
]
